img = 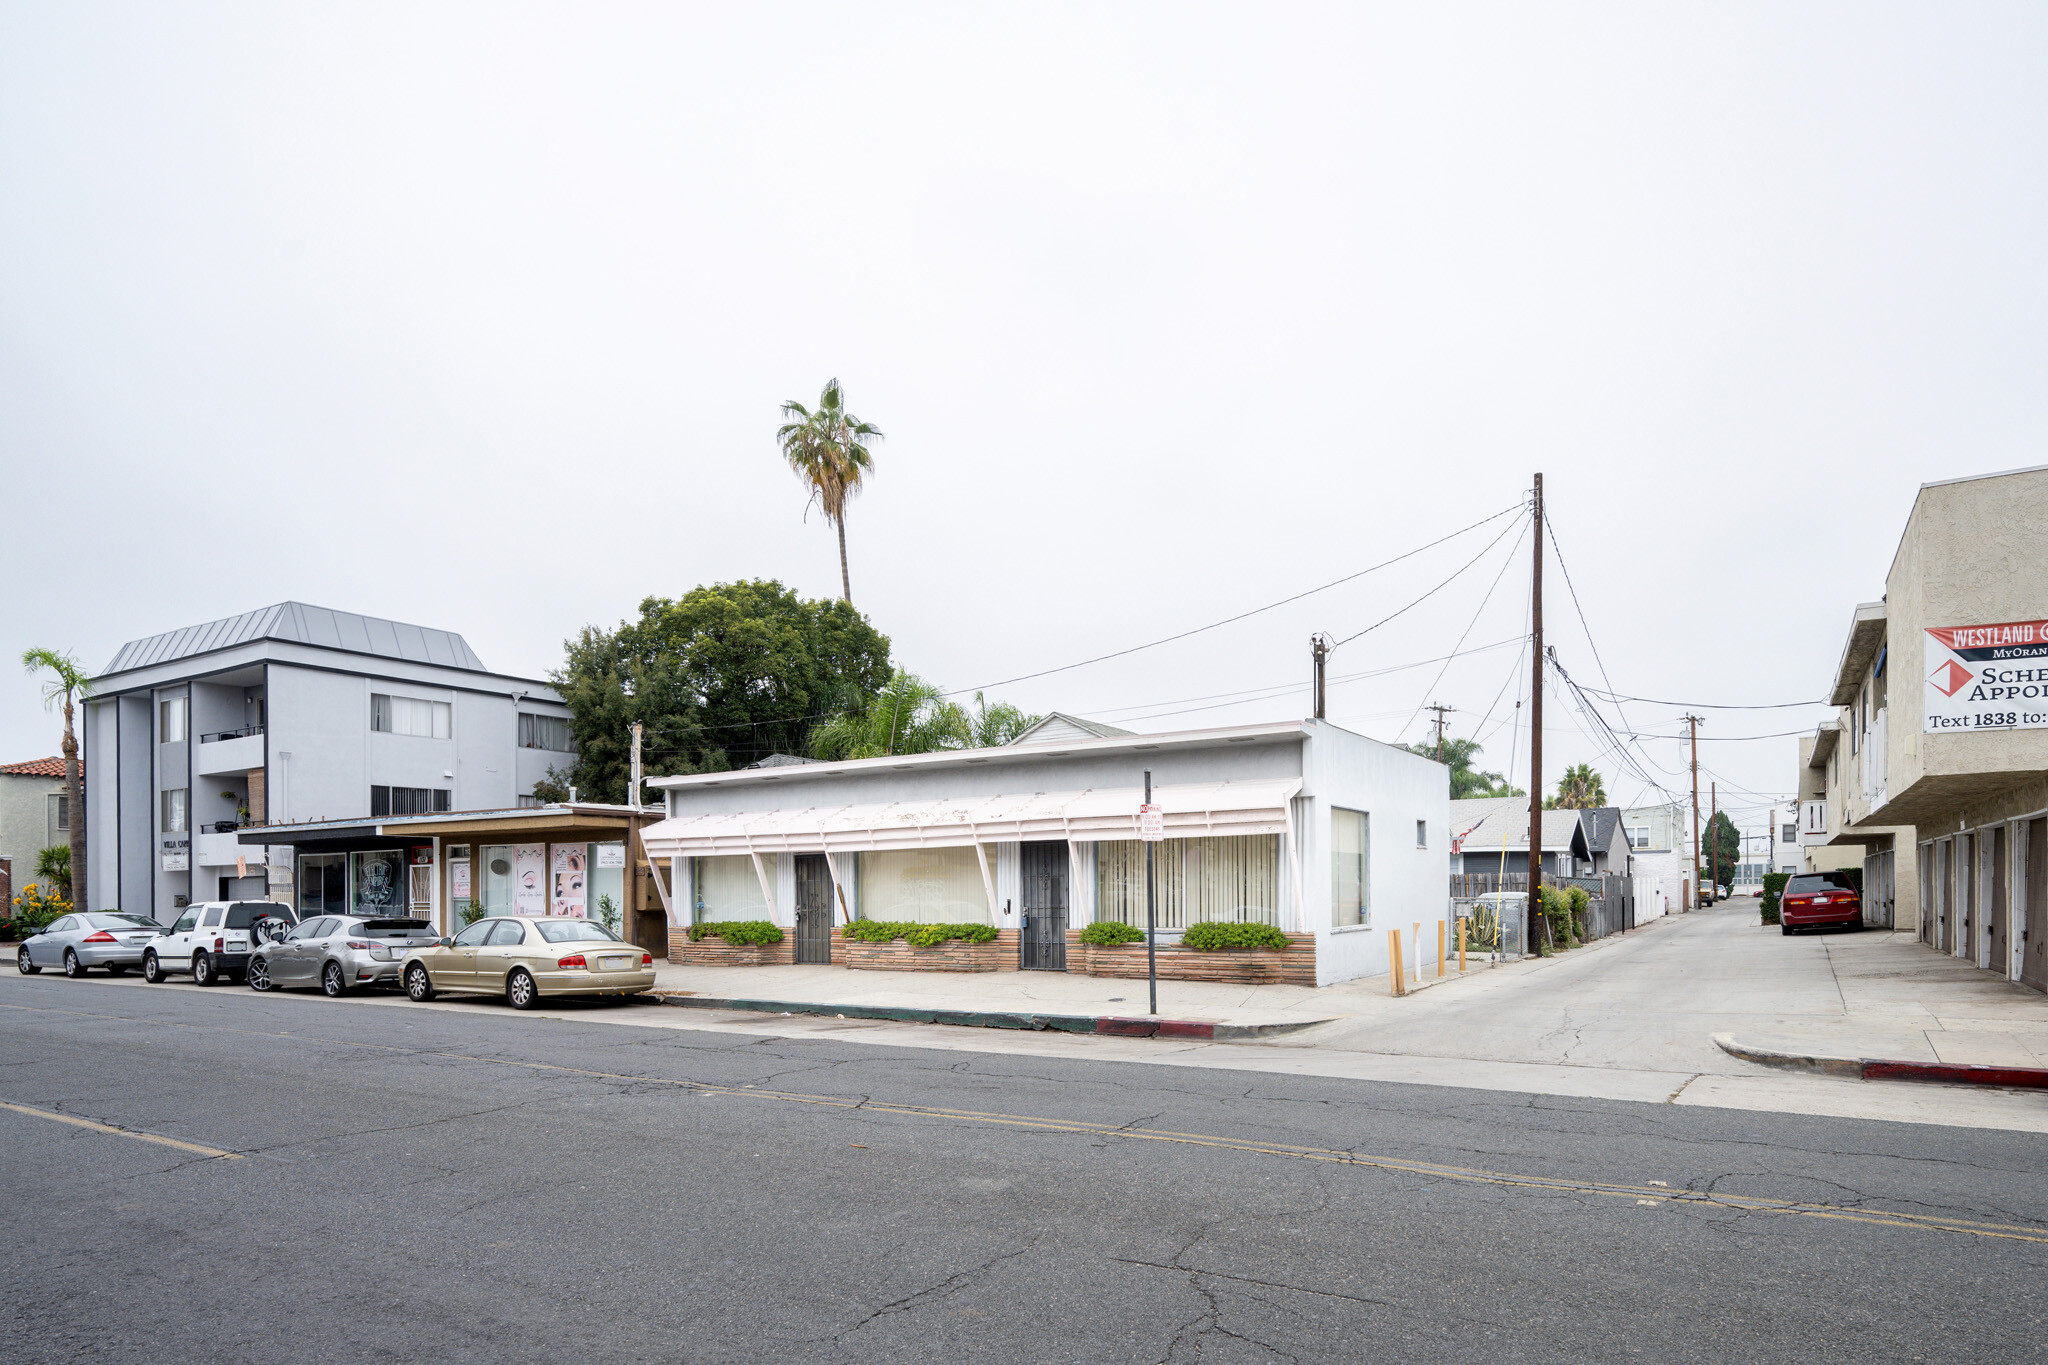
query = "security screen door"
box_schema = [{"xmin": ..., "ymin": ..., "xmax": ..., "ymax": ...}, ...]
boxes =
[
  {"xmin": 794, "ymin": 854, "xmax": 833, "ymax": 964},
  {"xmin": 1020, "ymin": 841, "xmax": 1068, "ymax": 971}
]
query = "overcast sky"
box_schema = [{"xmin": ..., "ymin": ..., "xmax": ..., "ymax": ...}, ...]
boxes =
[{"xmin": 6, "ymin": 4, "xmax": 2044, "ymax": 844}]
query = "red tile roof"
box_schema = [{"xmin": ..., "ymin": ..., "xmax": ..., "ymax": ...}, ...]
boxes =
[{"xmin": 0, "ymin": 757, "xmax": 66, "ymax": 778}]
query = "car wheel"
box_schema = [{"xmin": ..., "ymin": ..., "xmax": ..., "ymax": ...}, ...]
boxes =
[
  {"xmin": 192, "ymin": 953, "xmax": 216, "ymax": 987},
  {"xmin": 247, "ymin": 956, "xmax": 273, "ymax": 992},
  {"xmin": 506, "ymin": 968, "xmax": 538, "ymax": 1010},
  {"xmin": 141, "ymin": 951, "xmax": 162, "ymax": 983},
  {"xmin": 16, "ymin": 945, "xmax": 39, "ymax": 975},
  {"xmin": 405, "ymin": 963, "xmax": 435, "ymax": 1002},
  {"xmin": 63, "ymin": 949, "xmax": 85, "ymax": 978},
  {"xmin": 322, "ymin": 962, "xmax": 346, "ymax": 997}
]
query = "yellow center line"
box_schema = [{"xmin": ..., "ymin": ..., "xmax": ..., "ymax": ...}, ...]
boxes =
[
  {"xmin": 3, "ymin": 996, "xmax": 2043, "ymax": 1242},
  {"xmin": 0, "ymin": 1099, "xmax": 243, "ymax": 1160}
]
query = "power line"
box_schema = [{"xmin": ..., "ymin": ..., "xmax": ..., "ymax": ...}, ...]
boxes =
[
  {"xmin": 949, "ymin": 499, "xmax": 1528, "ymax": 696},
  {"xmin": 1329, "ymin": 512, "xmax": 1528, "ymax": 651},
  {"xmin": 1396, "ymin": 516, "xmax": 1530, "ymax": 743},
  {"xmin": 1581, "ymin": 688, "xmax": 1827, "ymax": 711}
]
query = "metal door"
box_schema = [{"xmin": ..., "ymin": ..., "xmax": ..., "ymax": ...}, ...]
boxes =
[
  {"xmin": 1020, "ymin": 841, "xmax": 1068, "ymax": 971},
  {"xmin": 2023, "ymin": 819, "xmax": 2047, "ymax": 993},
  {"xmin": 794, "ymin": 854, "xmax": 833, "ymax": 964}
]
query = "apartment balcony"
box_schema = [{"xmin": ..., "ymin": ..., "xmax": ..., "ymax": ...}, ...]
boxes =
[
  {"xmin": 194, "ymin": 728, "xmax": 264, "ymax": 777},
  {"xmin": 195, "ymin": 828, "xmax": 258, "ymax": 868}
]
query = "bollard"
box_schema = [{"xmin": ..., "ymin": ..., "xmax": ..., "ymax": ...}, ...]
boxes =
[
  {"xmin": 1458, "ymin": 918, "xmax": 1468, "ymax": 972},
  {"xmin": 1438, "ymin": 920, "xmax": 1446, "ymax": 978},
  {"xmin": 1389, "ymin": 929, "xmax": 1405, "ymax": 997}
]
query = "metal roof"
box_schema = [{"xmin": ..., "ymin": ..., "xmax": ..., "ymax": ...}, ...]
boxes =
[{"xmin": 102, "ymin": 602, "xmax": 488, "ymax": 677}]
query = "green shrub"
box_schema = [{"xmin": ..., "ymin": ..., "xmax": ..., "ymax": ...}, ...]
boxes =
[
  {"xmin": 1078, "ymin": 921, "xmax": 1146, "ymax": 946},
  {"xmin": 689, "ymin": 920, "xmax": 784, "ymax": 946},
  {"xmin": 1181, "ymin": 921, "xmax": 1290, "ymax": 951},
  {"xmin": 1760, "ymin": 872, "xmax": 1789, "ymax": 925},
  {"xmin": 1537, "ymin": 886, "xmax": 1577, "ymax": 948},
  {"xmin": 839, "ymin": 921, "xmax": 997, "ymax": 947}
]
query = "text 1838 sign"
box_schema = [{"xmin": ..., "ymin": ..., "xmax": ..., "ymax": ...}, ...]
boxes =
[{"xmin": 1925, "ymin": 620, "xmax": 2048, "ymax": 732}]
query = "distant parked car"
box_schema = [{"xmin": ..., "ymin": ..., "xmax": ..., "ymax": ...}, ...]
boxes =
[
  {"xmin": 1779, "ymin": 872, "xmax": 1861, "ymax": 935},
  {"xmin": 141, "ymin": 901, "xmax": 298, "ymax": 986},
  {"xmin": 248, "ymin": 916, "xmax": 441, "ymax": 996},
  {"xmin": 401, "ymin": 916, "xmax": 657, "ymax": 1009},
  {"xmin": 15, "ymin": 913, "xmax": 165, "ymax": 977}
]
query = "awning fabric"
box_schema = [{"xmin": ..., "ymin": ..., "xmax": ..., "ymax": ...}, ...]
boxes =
[{"xmin": 639, "ymin": 778, "xmax": 1303, "ymax": 858}]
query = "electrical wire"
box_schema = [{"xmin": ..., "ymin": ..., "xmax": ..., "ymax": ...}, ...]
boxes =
[
  {"xmin": 1396, "ymin": 516, "xmax": 1530, "ymax": 744},
  {"xmin": 1328, "ymin": 512, "xmax": 1526, "ymax": 651},
  {"xmin": 947, "ymin": 499, "xmax": 1529, "ymax": 696},
  {"xmin": 1580, "ymin": 689, "xmax": 1828, "ymax": 710}
]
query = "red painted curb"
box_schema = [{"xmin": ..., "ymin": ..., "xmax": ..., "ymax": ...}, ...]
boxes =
[
  {"xmin": 1153, "ymin": 1020, "xmax": 1219, "ymax": 1040},
  {"xmin": 1861, "ymin": 1060, "xmax": 2048, "ymax": 1089},
  {"xmin": 1095, "ymin": 1017, "xmax": 1159, "ymax": 1037}
]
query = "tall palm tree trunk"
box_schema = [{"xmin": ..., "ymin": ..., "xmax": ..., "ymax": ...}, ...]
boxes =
[
  {"xmin": 836, "ymin": 517, "xmax": 853, "ymax": 604},
  {"xmin": 62, "ymin": 696, "xmax": 85, "ymax": 909}
]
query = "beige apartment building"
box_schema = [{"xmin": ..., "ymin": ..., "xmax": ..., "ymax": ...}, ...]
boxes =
[{"xmin": 1800, "ymin": 464, "xmax": 2048, "ymax": 994}]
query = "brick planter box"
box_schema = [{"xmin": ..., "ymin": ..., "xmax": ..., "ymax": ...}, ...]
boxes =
[
  {"xmin": 668, "ymin": 936, "xmax": 794, "ymax": 967},
  {"xmin": 1069, "ymin": 931, "xmax": 1317, "ymax": 985},
  {"xmin": 840, "ymin": 934, "xmax": 1012, "ymax": 972}
]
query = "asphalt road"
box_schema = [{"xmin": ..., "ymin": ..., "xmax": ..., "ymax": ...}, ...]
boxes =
[{"xmin": 4, "ymin": 971, "xmax": 2046, "ymax": 1364}]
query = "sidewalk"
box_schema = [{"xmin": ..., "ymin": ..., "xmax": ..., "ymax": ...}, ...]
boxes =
[{"xmin": 649, "ymin": 936, "xmax": 1487, "ymax": 1034}]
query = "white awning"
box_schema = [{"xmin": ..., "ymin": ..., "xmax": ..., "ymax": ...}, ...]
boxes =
[{"xmin": 639, "ymin": 778, "xmax": 1304, "ymax": 858}]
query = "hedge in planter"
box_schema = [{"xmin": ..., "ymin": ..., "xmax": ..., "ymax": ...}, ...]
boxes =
[
  {"xmin": 688, "ymin": 920, "xmax": 784, "ymax": 946},
  {"xmin": 841, "ymin": 921, "xmax": 998, "ymax": 947},
  {"xmin": 1760, "ymin": 872, "xmax": 1789, "ymax": 925},
  {"xmin": 1181, "ymin": 921, "xmax": 1290, "ymax": 951},
  {"xmin": 1078, "ymin": 921, "xmax": 1145, "ymax": 946}
]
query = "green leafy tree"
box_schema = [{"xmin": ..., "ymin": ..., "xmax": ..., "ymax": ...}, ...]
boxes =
[
  {"xmin": 1402, "ymin": 737, "xmax": 1524, "ymax": 799},
  {"xmin": 552, "ymin": 580, "xmax": 893, "ymax": 799},
  {"xmin": 22, "ymin": 648, "xmax": 91, "ymax": 911},
  {"xmin": 806, "ymin": 674, "xmax": 1040, "ymax": 760},
  {"xmin": 1546, "ymin": 763, "xmax": 1608, "ymax": 810},
  {"xmin": 779, "ymin": 378, "xmax": 882, "ymax": 604},
  {"xmin": 1704, "ymin": 811, "xmax": 1740, "ymax": 892}
]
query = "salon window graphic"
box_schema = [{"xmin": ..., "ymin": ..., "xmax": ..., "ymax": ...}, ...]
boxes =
[{"xmin": 551, "ymin": 845, "xmax": 588, "ymax": 918}]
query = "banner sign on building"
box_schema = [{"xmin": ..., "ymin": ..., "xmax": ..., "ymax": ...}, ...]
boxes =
[
  {"xmin": 550, "ymin": 844, "xmax": 587, "ymax": 918},
  {"xmin": 1924, "ymin": 620, "xmax": 2048, "ymax": 732},
  {"xmin": 512, "ymin": 843, "xmax": 546, "ymax": 915}
]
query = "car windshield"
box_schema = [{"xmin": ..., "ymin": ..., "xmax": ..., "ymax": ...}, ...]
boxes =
[
  {"xmin": 534, "ymin": 920, "xmax": 625, "ymax": 944},
  {"xmin": 226, "ymin": 903, "xmax": 295, "ymax": 929},
  {"xmin": 1786, "ymin": 873, "xmax": 1856, "ymax": 894},
  {"xmin": 86, "ymin": 914, "xmax": 159, "ymax": 929}
]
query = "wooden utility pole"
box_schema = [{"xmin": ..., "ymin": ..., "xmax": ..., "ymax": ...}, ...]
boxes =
[
  {"xmin": 1709, "ymin": 781, "xmax": 1719, "ymax": 904},
  {"xmin": 629, "ymin": 720, "xmax": 644, "ymax": 812},
  {"xmin": 1528, "ymin": 474, "xmax": 1545, "ymax": 951},
  {"xmin": 1311, "ymin": 634, "xmax": 1330, "ymax": 720},
  {"xmin": 1425, "ymin": 703, "xmax": 1457, "ymax": 761},
  {"xmin": 1685, "ymin": 715, "xmax": 1703, "ymax": 910}
]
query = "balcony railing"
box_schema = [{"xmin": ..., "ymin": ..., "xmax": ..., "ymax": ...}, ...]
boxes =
[{"xmin": 200, "ymin": 725, "xmax": 266, "ymax": 744}]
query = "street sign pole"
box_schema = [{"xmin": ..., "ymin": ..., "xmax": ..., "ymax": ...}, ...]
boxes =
[{"xmin": 1142, "ymin": 770, "xmax": 1159, "ymax": 1016}]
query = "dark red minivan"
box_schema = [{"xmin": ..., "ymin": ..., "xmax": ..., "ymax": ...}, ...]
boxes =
[{"xmin": 1780, "ymin": 871, "xmax": 1862, "ymax": 935}]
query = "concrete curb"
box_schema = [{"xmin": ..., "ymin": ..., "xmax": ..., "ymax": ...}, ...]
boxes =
[
  {"xmin": 1712, "ymin": 1033, "xmax": 2048, "ymax": 1089},
  {"xmin": 652, "ymin": 992, "xmax": 1333, "ymax": 1040}
]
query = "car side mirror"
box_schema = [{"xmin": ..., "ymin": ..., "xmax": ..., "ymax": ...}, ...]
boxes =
[{"xmin": 439, "ymin": 937, "xmax": 453, "ymax": 947}]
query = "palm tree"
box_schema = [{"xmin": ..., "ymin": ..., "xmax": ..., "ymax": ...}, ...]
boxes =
[
  {"xmin": 22, "ymin": 648, "xmax": 92, "ymax": 910},
  {"xmin": 1550, "ymin": 763, "xmax": 1608, "ymax": 810},
  {"xmin": 805, "ymin": 674, "xmax": 1042, "ymax": 760},
  {"xmin": 778, "ymin": 378, "xmax": 882, "ymax": 604}
]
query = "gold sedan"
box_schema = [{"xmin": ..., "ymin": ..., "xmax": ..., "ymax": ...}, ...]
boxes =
[{"xmin": 402, "ymin": 916, "xmax": 657, "ymax": 1009}]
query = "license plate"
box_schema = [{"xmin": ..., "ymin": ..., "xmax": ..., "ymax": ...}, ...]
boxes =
[{"xmin": 601, "ymin": 956, "xmax": 632, "ymax": 971}]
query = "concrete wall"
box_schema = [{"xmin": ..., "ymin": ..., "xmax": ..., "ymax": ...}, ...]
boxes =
[
  {"xmin": 87, "ymin": 697, "xmax": 121, "ymax": 907},
  {"xmin": 0, "ymin": 772, "xmax": 64, "ymax": 895}
]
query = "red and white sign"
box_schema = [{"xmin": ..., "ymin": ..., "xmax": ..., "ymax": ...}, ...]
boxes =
[
  {"xmin": 1924, "ymin": 619, "xmax": 2048, "ymax": 733},
  {"xmin": 1137, "ymin": 803, "xmax": 1165, "ymax": 842}
]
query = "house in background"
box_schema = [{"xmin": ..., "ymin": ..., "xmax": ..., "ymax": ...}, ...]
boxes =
[
  {"xmin": 1579, "ymin": 807, "xmax": 1631, "ymax": 875},
  {"xmin": 0, "ymin": 756, "xmax": 70, "ymax": 907},
  {"xmin": 84, "ymin": 603, "xmax": 575, "ymax": 923},
  {"xmin": 1447, "ymin": 801, "xmax": 1591, "ymax": 878},
  {"xmin": 1621, "ymin": 801, "xmax": 1690, "ymax": 914}
]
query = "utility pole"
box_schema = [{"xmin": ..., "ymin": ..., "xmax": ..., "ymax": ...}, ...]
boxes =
[
  {"xmin": 1311, "ymin": 634, "xmax": 1331, "ymax": 720},
  {"xmin": 1425, "ymin": 703, "xmax": 1457, "ymax": 761},
  {"xmin": 1685, "ymin": 714, "xmax": 1703, "ymax": 911},
  {"xmin": 1528, "ymin": 474, "xmax": 1545, "ymax": 952},
  {"xmin": 1710, "ymin": 781, "xmax": 1719, "ymax": 904},
  {"xmin": 629, "ymin": 720, "xmax": 644, "ymax": 813}
]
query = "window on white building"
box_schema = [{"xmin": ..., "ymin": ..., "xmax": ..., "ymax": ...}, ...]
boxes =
[
  {"xmin": 159, "ymin": 695, "xmax": 187, "ymax": 743},
  {"xmin": 861, "ymin": 847, "xmax": 988, "ymax": 924},
  {"xmin": 1416, "ymin": 819, "xmax": 1428, "ymax": 849},
  {"xmin": 1631, "ymin": 825, "xmax": 1650, "ymax": 848},
  {"xmin": 372, "ymin": 694, "xmax": 452, "ymax": 739},
  {"xmin": 692, "ymin": 854, "xmax": 774, "ymax": 922},
  {"xmin": 161, "ymin": 787, "xmax": 188, "ymax": 834},
  {"xmin": 1099, "ymin": 835, "xmax": 1281, "ymax": 930},
  {"xmin": 1782, "ymin": 823, "xmax": 1797, "ymax": 843},
  {"xmin": 518, "ymin": 713, "xmax": 575, "ymax": 752},
  {"xmin": 1331, "ymin": 810, "xmax": 1368, "ymax": 927}
]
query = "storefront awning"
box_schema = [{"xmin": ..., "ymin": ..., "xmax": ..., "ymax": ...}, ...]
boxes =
[{"xmin": 639, "ymin": 778, "xmax": 1304, "ymax": 858}]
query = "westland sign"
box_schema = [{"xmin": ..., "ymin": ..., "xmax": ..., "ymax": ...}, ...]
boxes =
[{"xmin": 1924, "ymin": 619, "xmax": 2048, "ymax": 732}]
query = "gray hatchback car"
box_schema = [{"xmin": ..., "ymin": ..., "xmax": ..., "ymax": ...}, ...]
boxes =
[
  {"xmin": 248, "ymin": 915, "xmax": 441, "ymax": 996},
  {"xmin": 16, "ymin": 912, "xmax": 166, "ymax": 977}
]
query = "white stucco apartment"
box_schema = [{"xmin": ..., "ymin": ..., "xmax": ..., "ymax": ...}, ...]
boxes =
[{"xmin": 641, "ymin": 717, "xmax": 1449, "ymax": 987}]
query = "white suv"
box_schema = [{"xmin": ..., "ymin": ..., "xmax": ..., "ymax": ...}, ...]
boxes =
[{"xmin": 141, "ymin": 901, "xmax": 297, "ymax": 986}]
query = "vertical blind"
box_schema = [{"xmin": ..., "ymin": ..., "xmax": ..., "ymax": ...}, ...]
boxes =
[
  {"xmin": 1331, "ymin": 809, "xmax": 1368, "ymax": 927},
  {"xmin": 858, "ymin": 848, "xmax": 990, "ymax": 924},
  {"xmin": 1096, "ymin": 835, "xmax": 1280, "ymax": 930},
  {"xmin": 693, "ymin": 854, "xmax": 772, "ymax": 921}
]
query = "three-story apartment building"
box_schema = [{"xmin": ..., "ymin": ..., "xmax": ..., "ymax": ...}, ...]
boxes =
[{"xmin": 83, "ymin": 603, "xmax": 575, "ymax": 922}]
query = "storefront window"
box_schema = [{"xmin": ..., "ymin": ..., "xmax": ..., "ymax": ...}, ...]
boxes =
[
  {"xmin": 692, "ymin": 854, "xmax": 773, "ymax": 924},
  {"xmin": 588, "ymin": 843, "xmax": 626, "ymax": 933},
  {"xmin": 858, "ymin": 847, "xmax": 989, "ymax": 924},
  {"xmin": 299, "ymin": 853, "xmax": 347, "ymax": 917},
  {"xmin": 480, "ymin": 846, "xmax": 515, "ymax": 917},
  {"xmin": 351, "ymin": 850, "xmax": 407, "ymax": 917},
  {"xmin": 1097, "ymin": 835, "xmax": 1280, "ymax": 931}
]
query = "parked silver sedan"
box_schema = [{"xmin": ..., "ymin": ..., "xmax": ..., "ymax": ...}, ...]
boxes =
[
  {"xmin": 247, "ymin": 916, "xmax": 442, "ymax": 996},
  {"xmin": 16, "ymin": 913, "xmax": 166, "ymax": 978}
]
